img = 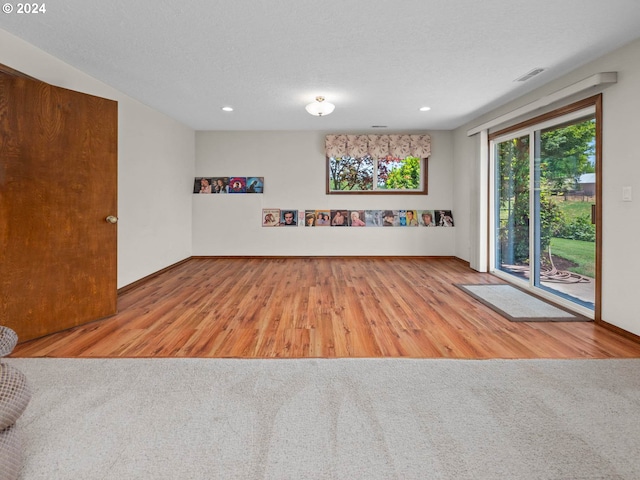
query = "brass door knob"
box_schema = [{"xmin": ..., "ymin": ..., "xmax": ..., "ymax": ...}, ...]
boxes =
[{"xmin": 105, "ymin": 215, "xmax": 118, "ymax": 224}]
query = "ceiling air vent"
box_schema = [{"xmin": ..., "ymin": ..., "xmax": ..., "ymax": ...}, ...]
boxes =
[{"xmin": 515, "ymin": 68, "xmax": 545, "ymax": 82}]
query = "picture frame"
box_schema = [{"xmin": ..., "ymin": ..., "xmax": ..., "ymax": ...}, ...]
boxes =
[
  {"xmin": 194, "ymin": 177, "xmax": 213, "ymax": 194},
  {"xmin": 212, "ymin": 177, "xmax": 230, "ymax": 193},
  {"xmin": 435, "ymin": 210, "xmax": 454, "ymax": 227},
  {"xmin": 246, "ymin": 177, "xmax": 264, "ymax": 193},
  {"xmin": 330, "ymin": 210, "xmax": 348, "ymax": 226},
  {"xmin": 229, "ymin": 177, "xmax": 247, "ymax": 193},
  {"xmin": 262, "ymin": 209, "xmax": 280, "ymax": 226},
  {"xmin": 348, "ymin": 210, "xmax": 366, "ymax": 226},
  {"xmin": 419, "ymin": 210, "xmax": 436, "ymax": 226},
  {"xmin": 280, "ymin": 210, "xmax": 298, "ymax": 226},
  {"xmin": 315, "ymin": 210, "xmax": 331, "ymax": 226}
]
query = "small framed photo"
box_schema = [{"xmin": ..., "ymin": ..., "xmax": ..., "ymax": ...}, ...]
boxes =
[
  {"xmin": 229, "ymin": 177, "xmax": 247, "ymax": 193},
  {"xmin": 365, "ymin": 210, "xmax": 383, "ymax": 227},
  {"xmin": 348, "ymin": 210, "xmax": 366, "ymax": 226},
  {"xmin": 246, "ymin": 177, "xmax": 264, "ymax": 193},
  {"xmin": 304, "ymin": 210, "xmax": 316, "ymax": 227},
  {"xmin": 382, "ymin": 210, "xmax": 399, "ymax": 227},
  {"xmin": 405, "ymin": 209, "xmax": 419, "ymax": 226},
  {"xmin": 398, "ymin": 210, "xmax": 407, "ymax": 226},
  {"xmin": 262, "ymin": 209, "xmax": 280, "ymax": 227},
  {"xmin": 194, "ymin": 177, "xmax": 213, "ymax": 194},
  {"xmin": 435, "ymin": 210, "xmax": 454, "ymax": 227},
  {"xmin": 280, "ymin": 210, "xmax": 298, "ymax": 226},
  {"xmin": 330, "ymin": 210, "xmax": 348, "ymax": 226},
  {"xmin": 419, "ymin": 210, "xmax": 436, "ymax": 226},
  {"xmin": 315, "ymin": 210, "xmax": 331, "ymax": 226},
  {"xmin": 212, "ymin": 177, "xmax": 229, "ymax": 193}
]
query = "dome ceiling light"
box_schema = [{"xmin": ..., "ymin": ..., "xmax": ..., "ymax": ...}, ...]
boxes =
[{"xmin": 305, "ymin": 96, "xmax": 335, "ymax": 117}]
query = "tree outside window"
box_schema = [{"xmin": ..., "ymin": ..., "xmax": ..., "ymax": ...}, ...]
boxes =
[{"xmin": 328, "ymin": 155, "xmax": 425, "ymax": 194}]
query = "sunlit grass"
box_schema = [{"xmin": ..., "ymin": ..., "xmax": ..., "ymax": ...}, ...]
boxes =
[
  {"xmin": 550, "ymin": 237, "xmax": 595, "ymax": 278},
  {"xmin": 550, "ymin": 197, "xmax": 593, "ymax": 221}
]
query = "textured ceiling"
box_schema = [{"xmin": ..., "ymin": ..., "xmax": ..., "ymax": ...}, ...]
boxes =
[{"xmin": 2, "ymin": 0, "xmax": 640, "ymax": 131}]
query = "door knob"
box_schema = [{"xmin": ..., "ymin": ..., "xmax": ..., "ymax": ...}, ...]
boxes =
[{"xmin": 105, "ymin": 215, "xmax": 118, "ymax": 224}]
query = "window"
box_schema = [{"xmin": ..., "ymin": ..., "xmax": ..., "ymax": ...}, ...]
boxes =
[
  {"xmin": 325, "ymin": 134, "xmax": 430, "ymax": 195},
  {"xmin": 328, "ymin": 154, "xmax": 425, "ymax": 192}
]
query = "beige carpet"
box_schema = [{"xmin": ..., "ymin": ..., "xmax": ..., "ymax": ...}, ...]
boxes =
[{"xmin": 7, "ymin": 358, "xmax": 640, "ymax": 479}]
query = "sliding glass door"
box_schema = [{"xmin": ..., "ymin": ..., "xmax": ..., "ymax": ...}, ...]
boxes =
[
  {"xmin": 495, "ymin": 134, "xmax": 531, "ymax": 282},
  {"xmin": 490, "ymin": 104, "xmax": 598, "ymax": 316}
]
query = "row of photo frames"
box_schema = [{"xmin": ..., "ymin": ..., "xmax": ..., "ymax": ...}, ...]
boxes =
[
  {"xmin": 194, "ymin": 177, "xmax": 264, "ymax": 194},
  {"xmin": 262, "ymin": 209, "xmax": 454, "ymax": 227}
]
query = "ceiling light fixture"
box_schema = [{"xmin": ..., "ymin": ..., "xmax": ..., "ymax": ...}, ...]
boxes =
[
  {"xmin": 305, "ymin": 96, "xmax": 335, "ymax": 117},
  {"xmin": 419, "ymin": 106, "xmax": 431, "ymax": 112},
  {"xmin": 221, "ymin": 106, "xmax": 234, "ymax": 112}
]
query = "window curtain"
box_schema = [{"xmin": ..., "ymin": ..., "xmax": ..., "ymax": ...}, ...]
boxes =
[{"xmin": 325, "ymin": 134, "xmax": 431, "ymax": 159}]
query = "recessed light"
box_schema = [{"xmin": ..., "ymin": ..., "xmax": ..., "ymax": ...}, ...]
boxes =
[
  {"xmin": 419, "ymin": 106, "xmax": 431, "ymax": 112},
  {"xmin": 221, "ymin": 106, "xmax": 234, "ymax": 112}
]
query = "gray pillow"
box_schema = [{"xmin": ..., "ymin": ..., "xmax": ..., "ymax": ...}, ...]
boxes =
[
  {"xmin": 0, "ymin": 327, "xmax": 18, "ymax": 358},
  {"xmin": 0, "ymin": 364, "xmax": 31, "ymax": 431},
  {"xmin": 0, "ymin": 424, "xmax": 23, "ymax": 480}
]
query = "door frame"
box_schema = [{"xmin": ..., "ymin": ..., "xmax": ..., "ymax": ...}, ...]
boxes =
[{"xmin": 487, "ymin": 95, "xmax": 602, "ymax": 320}]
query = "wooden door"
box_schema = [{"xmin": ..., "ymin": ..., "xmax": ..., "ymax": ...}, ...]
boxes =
[{"xmin": 0, "ymin": 70, "xmax": 118, "ymax": 342}]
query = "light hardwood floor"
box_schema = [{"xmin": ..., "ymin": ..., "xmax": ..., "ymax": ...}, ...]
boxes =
[{"xmin": 11, "ymin": 257, "xmax": 640, "ymax": 358}]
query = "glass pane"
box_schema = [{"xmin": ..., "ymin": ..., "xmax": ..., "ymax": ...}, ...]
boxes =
[
  {"xmin": 535, "ymin": 117, "xmax": 596, "ymax": 309},
  {"xmin": 377, "ymin": 156, "xmax": 421, "ymax": 190},
  {"xmin": 495, "ymin": 136, "xmax": 530, "ymax": 280},
  {"xmin": 329, "ymin": 155, "xmax": 374, "ymax": 191}
]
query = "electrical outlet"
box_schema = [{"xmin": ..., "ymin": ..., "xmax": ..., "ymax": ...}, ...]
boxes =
[{"xmin": 622, "ymin": 186, "xmax": 632, "ymax": 202}]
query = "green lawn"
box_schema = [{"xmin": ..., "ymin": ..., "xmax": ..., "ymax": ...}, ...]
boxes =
[
  {"xmin": 549, "ymin": 237, "xmax": 595, "ymax": 278},
  {"xmin": 550, "ymin": 196, "xmax": 593, "ymax": 221}
]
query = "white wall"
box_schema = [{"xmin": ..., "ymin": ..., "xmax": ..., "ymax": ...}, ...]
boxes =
[
  {"xmin": 193, "ymin": 131, "xmax": 456, "ymax": 256},
  {"xmin": 0, "ymin": 29, "xmax": 195, "ymax": 288},
  {"xmin": 452, "ymin": 130, "xmax": 478, "ymax": 264},
  {"xmin": 453, "ymin": 37, "xmax": 640, "ymax": 336}
]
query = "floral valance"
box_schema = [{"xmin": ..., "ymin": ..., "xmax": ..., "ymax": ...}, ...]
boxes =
[{"xmin": 325, "ymin": 134, "xmax": 431, "ymax": 159}]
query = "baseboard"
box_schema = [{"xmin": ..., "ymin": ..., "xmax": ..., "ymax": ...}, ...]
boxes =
[
  {"xmin": 190, "ymin": 255, "xmax": 462, "ymax": 260},
  {"xmin": 596, "ymin": 319, "xmax": 640, "ymax": 345},
  {"xmin": 452, "ymin": 256, "xmax": 471, "ymax": 267},
  {"xmin": 117, "ymin": 257, "xmax": 192, "ymax": 295},
  {"xmin": 119, "ymin": 255, "xmax": 467, "ymax": 295}
]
